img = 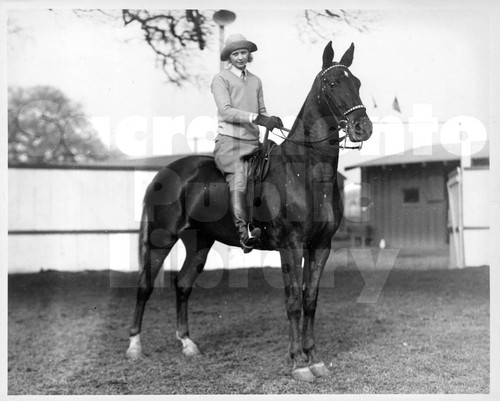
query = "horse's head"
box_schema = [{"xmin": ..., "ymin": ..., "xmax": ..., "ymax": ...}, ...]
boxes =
[{"xmin": 317, "ymin": 42, "xmax": 372, "ymax": 143}]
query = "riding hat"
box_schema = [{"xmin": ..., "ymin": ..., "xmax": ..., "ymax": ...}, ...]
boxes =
[{"xmin": 220, "ymin": 34, "xmax": 258, "ymax": 61}]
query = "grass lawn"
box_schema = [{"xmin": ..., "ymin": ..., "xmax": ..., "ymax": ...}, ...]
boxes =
[{"xmin": 8, "ymin": 257, "xmax": 489, "ymax": 394}]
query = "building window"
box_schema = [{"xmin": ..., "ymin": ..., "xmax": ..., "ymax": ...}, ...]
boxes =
[{"xmin": 403, "ymin": 188, "xmax": 420, "ymax": 203}]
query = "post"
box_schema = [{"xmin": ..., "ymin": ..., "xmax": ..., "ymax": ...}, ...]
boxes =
[
  {"xmin": 219, "ymin": 25, "xmax": 225, "ymax": 71},
  {"xmin": 213, "ymin": 10, "xmax": 236, "ymax": 71},
  {"xmin": 459, "ymin": 122, "xmax": 471, "ymax": 168}
]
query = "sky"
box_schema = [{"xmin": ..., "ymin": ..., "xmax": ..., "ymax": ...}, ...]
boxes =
[{"xmin": 6, "ymin": 6, "xmax": 492, "ymax": 182}]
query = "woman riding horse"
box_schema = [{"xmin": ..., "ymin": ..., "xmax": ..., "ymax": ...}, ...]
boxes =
[
  {"xmin": 126, "ymin": 41, "xmax": 373, "ymax": 382},
  {"xmin": 211, "ymin": 34, "xmax": 284, "ymax": 252}
]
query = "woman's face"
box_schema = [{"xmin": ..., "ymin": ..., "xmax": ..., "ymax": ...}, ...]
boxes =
[{"xmin": 229, "ymin": 49, "xmax": 249, "ymax": 70}]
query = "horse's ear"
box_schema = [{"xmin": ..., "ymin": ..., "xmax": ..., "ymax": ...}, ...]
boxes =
[
  {"xmin": 322, "ymin": 41, "xmax": 334, "ymax": 69},
  {"xmin": 339, "ymin": 43, "xmax": 355, "ymax": 67}
]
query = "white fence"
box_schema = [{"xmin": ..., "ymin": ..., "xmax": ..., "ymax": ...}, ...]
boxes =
[{"xmin": 8, "ymin": 166, "xmax": 280, "ymax": 273}]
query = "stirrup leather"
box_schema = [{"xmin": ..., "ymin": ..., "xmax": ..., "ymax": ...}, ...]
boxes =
[
  {"xmin": 240, "ymin": 225, "xmax": 261, "ymax": 251},
  {"xmin": 248, "ymin": 224, "xmax": 261, "ymax": 240}
]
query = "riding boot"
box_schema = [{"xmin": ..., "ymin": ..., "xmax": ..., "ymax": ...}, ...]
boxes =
[{"xmin": 229, "ymin": 190, "xmax": 261, "ymax": 252}]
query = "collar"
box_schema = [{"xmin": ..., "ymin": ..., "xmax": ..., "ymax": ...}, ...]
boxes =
[{"xmin": 228, "ymin": 64, "xmax": 248, "ymax": 79}]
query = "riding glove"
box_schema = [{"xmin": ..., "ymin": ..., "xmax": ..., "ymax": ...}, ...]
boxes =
[{"xmin": 255, "ymin": 114, "xmax": 284, "ymax": 131}]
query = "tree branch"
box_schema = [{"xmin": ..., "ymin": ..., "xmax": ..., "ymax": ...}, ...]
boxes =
[
  {"xmin": 299, "ymin": 9, "xmax": 372, "ymax": 43},
  {"xmin": 120, "ymin": 9, "xmax": 215, "ymax": 85}
]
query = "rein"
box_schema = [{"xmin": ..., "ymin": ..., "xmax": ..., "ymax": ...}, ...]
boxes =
[
  {"xmin": 271, "ymin": 127, "xmax": 363, "ymax": 150},
  {"xmin": 268, "ymin": 63, "xmax": 365, "ymax": 151}
]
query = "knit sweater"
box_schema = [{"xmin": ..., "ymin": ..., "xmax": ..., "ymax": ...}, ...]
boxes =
[{"xmin": 211, "ymin": 68, "xmax": 267, "ymax": 141}]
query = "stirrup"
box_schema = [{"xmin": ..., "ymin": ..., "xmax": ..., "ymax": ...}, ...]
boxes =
[
  {"xmin": 239, "ymin": 236, "xmax": 255, "ymax": 254},
  {"xmin": 240, "ymin": 239, "xmax": 255, "ymax": 250}
]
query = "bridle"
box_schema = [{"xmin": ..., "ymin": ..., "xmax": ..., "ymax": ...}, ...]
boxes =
[
  {"xmin": 317, "ymin": 64, "xmax": 366, "ymax": 149},
  {"xmin": 272, "ymin": 63, "xmax": 366, "ymax": 150},
  {"xmin": 318, "ymin": 64, "xmax": 366, "ymax": 117}
]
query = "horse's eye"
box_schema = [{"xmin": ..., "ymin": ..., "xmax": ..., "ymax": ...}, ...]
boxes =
[{"xmin": 329, "ymin": 82, "xmax": 336, "ymax": 88}]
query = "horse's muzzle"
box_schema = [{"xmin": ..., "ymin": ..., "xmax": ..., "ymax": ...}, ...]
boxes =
[{"xmin": 350, "ymin": 117, "xmax": 373, "ymax": 142}]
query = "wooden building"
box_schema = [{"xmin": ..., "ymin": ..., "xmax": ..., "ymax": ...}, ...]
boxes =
[{"xmin": 345, "ymin": 142, "xmax": 489, "ymax": 252}]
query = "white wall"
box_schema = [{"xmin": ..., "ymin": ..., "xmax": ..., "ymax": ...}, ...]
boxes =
[
  {"xmin": 448, "ymin": 167, "xmax": 490, "ymax": 267},
  {"xmin": 8, "ymin": 167, "xmax": 281, "ymax": 273},
  {"xmin": 462, "ymin": 168, "xmax": 490, "ymax": 267},
  {"xmin": 462, "ymin": 168, "xmax": 490, "ymax": 228},
  {"xmin": 8, "ymin": 168, "xmax": 155, "ymax": 231}
]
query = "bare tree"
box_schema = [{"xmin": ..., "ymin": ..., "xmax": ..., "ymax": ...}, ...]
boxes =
[
  {"xmin": 70, "ymin": 9, "xmax": 216, "ymax": 85},
  {"xmin": 119, "ymin": 9, "xmax": 374, "ymax": 83},
  {"xmin": 70, "ymin": 9, "xmax": 373, "ymax": 85},
  {"xmin": 298, "ymin": 10, "xmax": 375, "ymax": 43},
  {"xmin": 8, "ymin": 86, "xmax": 110, "ymax": 165},
  {"xmin": 121, "ymin": 10, "xmax": 215, "ymax": 85}
]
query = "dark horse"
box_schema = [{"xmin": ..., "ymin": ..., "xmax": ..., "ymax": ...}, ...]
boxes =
[{"xmin": 126, "ymin": 42, "xmax": 372, "ymax": 381}]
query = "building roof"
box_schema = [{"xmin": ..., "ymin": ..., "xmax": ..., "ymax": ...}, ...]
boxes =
[
  {"xmin": 8, "ymin": 153, "xmax": 211, "ymax": 171},
  {"xmin": 93, "ymin": 153, "xmax": 212, "ymax": 169},
  {"xmin": 345, "ymin": 141, "xmax": 489, "ymax": 171}
]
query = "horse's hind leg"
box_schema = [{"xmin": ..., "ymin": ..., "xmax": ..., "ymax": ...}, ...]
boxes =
[
  {"xmin": 175, "ymin": 231, "xmax": 215, "ymax": 357},
  {"xmin": 126, "ymin": 230, "xmax": 177, "ymax": 360}
]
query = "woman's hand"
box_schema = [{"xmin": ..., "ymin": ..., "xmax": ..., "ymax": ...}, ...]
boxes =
[{"xmin": 255, "ymin": 114, "xmax": 284, "ymax": 131}]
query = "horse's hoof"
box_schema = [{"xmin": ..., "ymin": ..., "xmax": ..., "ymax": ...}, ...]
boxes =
[
  {"xmin": 126, "ymin": 334, "xmax": 142, "ymax": 360},
  {"xmin": 310, "ymin": 362, "xmax": 331, "ymax": 377},
  {"xmin": 177, "ymin": 335, "xmax": 201, "ymax": 357},
  {"xmin": 126, "ymin": 346, "xmax": 142, "ymax": 360},
  {"xmin": 292, "ymin": 366, "xmax": 316, "ymax": 382},
  {"xmin": 182, "ymin": 343, "xmax": 201, "ymax": 357}
]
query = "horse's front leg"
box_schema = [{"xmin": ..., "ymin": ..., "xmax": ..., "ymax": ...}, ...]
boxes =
[
  {"xmin": 279, "ymin": 243, "xmax": 316, "ymax": 382},
  {"xmin": 302, "ymin": 245, "xmax": 332, "ymax": 377}
]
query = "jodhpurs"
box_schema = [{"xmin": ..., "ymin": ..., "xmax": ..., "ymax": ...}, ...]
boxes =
[
  {"xmin": 223, "ymin": 161, "xmax": 249, "ymax": 192},
  {"xmin": 213, "ymin": 134, "xmax": 260, "ymax": 192}
]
